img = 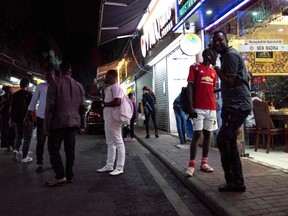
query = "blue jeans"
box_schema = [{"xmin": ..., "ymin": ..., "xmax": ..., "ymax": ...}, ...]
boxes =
[
  {"xmin": 216, "ymin": 108, "xmax": 251, "ymax": 186},
  {"xmin": 186, "ymin": 118, "xmax": 193, "ymax": 140},
  {"xmin": 174, "ymin": 109, "xmax": 186, "ymax": 143},
  {"xmin": 13, "ymin": 121, "xmax": 34, "ymax": 158}
]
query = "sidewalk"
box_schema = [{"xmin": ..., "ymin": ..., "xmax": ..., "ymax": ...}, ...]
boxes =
[{"xmin": 135, "ymin": 128, "xmax": 288, "ymax": 216}]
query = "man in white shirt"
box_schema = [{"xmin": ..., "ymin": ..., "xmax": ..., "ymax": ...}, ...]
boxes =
[
  {"xmin": 97, "ymin": 69, "xmax": 125, "ymax": 176},
  {"xmin": 24, "ymin": 67, "xmax": 55, "ymax": 172}
]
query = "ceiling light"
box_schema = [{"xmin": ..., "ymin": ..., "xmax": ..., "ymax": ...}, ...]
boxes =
[
  {"xmin": 117, "ymin": 34, "xmax": 135, "ymax": 39},
  {"xmin": 136, "ymin": 0, "xmax": 158, "ymax": 30},
  {"xmin": 101, "ymin": 27, "xmax": 119, "ymax": 30},
  {"xmin": 205, "ymin": 0, "xmax": 252, "ymax": 31},
  {"xmin": 10, "ymin": 77, "xmax": 20, "ymax": 83},
  {"xmin": 104, "ymin": 1, "xmax": 127, "ymax": 7},
  {"xmin": 252, "ymin": 11, "xmax": 257, "ymax": 16},
  {"xmin": 206, "ymin": 10, "xmax": 212, "ymax": 15},
  {"xmin": 278, "ymin": 28, "xmax": 284, "ymax": 32},
  {"xmin": 33, "ymin": 77, "xmax": 45, "ymax": 84}
]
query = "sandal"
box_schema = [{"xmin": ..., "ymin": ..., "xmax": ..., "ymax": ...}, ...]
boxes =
[{"xmin": 45, "ymin": 177, "xmax": 67, "ymax": 187}]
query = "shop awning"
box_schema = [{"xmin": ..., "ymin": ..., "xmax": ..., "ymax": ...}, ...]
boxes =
[{"xmin": 97, "ymin": 0, "xmax": 151, "ymax": 46}]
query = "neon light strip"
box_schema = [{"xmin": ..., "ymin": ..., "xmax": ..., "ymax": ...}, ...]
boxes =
[
  {"xmin": 205, "ymin": 0, "xmax": 252, "ymax": 31},
  {"xmin": 172, "ymin": 0, "xmax": 205, "ymax": 32}
]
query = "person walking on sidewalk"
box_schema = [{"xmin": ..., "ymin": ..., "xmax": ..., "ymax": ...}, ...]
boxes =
[
  {"xmin": 123, "ymin": 92, "xmax": 137, "ymax": 142},
  {"xmin": 186, "ymin": 48, "xmax": 218, "ymax": 177},
  {"xmin": 10, "ymin": 78, "xmax": 34, "ymax": 163},
  {"xmin": 142, "ymin": 86, "xmax": 158, "ymax": 138},
  {"xmin": 24, "ymin": 67, "xmax": 55, "ymax": 172},
  {"xmin": 173, "ymin": 93, "xmax": 187, "ymax": 144},
  {"xmin": 211, "ymin": 30, "xmax": 252, "ymax": 192},
  {"xmin": 0, "ymin": 86, "xmax": 15, "ymax": 152},
  {"xmin": 97, "ymin": 69, "xmax": 126, "ymax": 176},
  {"xmin": 44, "ymin": 62, "xmax": 86, "ymax": 186}
]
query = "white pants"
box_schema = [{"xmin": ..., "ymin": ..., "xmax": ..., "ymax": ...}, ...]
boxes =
[{"xmin": 104, "ymin": 119, "xmax": 125, "ymax": 169}]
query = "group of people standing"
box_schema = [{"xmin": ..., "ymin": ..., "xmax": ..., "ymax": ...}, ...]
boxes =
[
  {"xmin": 0, "ymin": 63, "xmax": 86, "ymax": 187},
  {"xmin": 100, "ymin": 31, "xmax": 252, "ymax": 194},
  {"xmin": 1, "ymin": 30, "xmax": 251, "ymax": 192},
  {"xmin": 180, "ymin": 30, "xmax": 252, "ymax": 192}
]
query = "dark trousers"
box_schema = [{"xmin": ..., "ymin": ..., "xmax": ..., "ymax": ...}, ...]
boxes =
[
  {"xmin": 145, "ymin": 111, "xmax": 158, "ymax": 135},
  {"xmin": 48, "ymin": 127, "xmax": 77, "ymax": 180},
  {"xmin": 216, "ymin": 108, "xmax": 250, "ymax": 186},
  {"xmin": 1, "ymin": 116, "xmax": 15, "ymax": 149},
  {"xmin": 123, "ymin": 117, "xmax": 135, "ymax": 138},
  {"xmin": 36, "ymin": 117, "xmax": 46, "ymax": 165},
  {"xmin": 14, "ymin": 121, "xmax": 34, "ymax": 158}
]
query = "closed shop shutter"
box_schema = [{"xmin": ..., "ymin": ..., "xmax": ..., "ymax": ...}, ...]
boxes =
[
  {"xmin": 135, "ymin": 71, "xmax": 153, "ymax": 126},
  {"xmin": 154, "ymin": 58, "xmax": 169, "ymax": 131}
]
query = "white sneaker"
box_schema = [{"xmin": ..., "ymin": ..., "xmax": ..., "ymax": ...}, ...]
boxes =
[
  {"xmin": 97, "ymin": 165, "xmax": 114, "ymax": 173},
  {"xmin": 186, "ymin": 167, "xmax": 195, "ymax": 177},
  {"xmin": 200, "ymin": 164, "xmax": 214, "ymax": 172},
  {"xmin": 109, "ymin": 168, "xmax": 124, "ymax": 176},
  {"xmin": 21, "ymin": 156, "xmax": 33, "ymax": 163},
  {"xmin": 12, "ymin": 150, "xmax": 19, "ymax": 162}
]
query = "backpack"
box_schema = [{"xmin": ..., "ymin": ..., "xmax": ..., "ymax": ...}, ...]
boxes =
[
  {"xmin": 180, "ymin": 64, "xmax": 199, "ymax": 114},
  {"xmin": 112, "ymin": 95, "xmax": 134, "ymax": 125}
]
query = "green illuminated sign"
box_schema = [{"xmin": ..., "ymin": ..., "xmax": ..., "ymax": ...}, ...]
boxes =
[{"xmin": 179, "ymin": 0, "xmax": 196, "ymax": 18}]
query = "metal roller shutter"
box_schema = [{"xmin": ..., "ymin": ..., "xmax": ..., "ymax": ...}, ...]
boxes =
[{"xmin": 154, "ymin": 58, "xmax": 168, "ymax": 131}]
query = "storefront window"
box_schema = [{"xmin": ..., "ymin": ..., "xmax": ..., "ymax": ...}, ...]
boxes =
[{"xmin": 235, "ymin": 0, "xmax": 288, "ymax": 107}]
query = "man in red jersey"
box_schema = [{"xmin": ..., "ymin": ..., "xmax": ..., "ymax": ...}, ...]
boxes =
[{"xmin": 186, "ymin": 48, "xmax": 218, "ymax": 177}]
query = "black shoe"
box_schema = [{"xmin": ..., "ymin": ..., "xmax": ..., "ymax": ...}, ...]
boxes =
[
  {"xmin": 145, "ymin": 135, "xmax": 150, "ymax": 138},
  {"xmin": 36, "ymin": 166, "xmax": 44, "ymax": 173},
  {"xmin": 155, "ymin": 132, "xmax": 159, "ymax": 138},
  {"xmin": 218, "ymin": 183, "xmax": 246, "ymax": 192}
]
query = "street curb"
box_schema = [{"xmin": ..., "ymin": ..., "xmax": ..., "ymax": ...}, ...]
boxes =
[{"xmin": 135, "ymin": 133, "xmax": 245, "ymax": 216}]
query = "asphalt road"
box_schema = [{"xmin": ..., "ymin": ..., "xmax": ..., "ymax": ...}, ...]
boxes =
[{"xmin": 0, "ymin": 133, "xmax": 214, "ymax": 216}]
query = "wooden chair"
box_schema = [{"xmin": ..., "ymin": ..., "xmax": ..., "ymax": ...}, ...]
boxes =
[
  {"xmin": 244, "ymin": 124, "xmax": 258, "ymax": 149},
  {"xmin": 253, "ymin": 100, "xmax": 284, "ymax": 153}
]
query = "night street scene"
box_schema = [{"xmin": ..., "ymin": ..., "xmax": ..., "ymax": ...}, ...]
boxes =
[{"xmin": 1, "ymin": 0, "xmax": 288, "ymax": 216}]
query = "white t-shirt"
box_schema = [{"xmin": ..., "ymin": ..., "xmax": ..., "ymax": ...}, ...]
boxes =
[
  {"xmin": 28, "ymin": 83, "xmax": 48, "ymax": 119},
  {"xmin": 103, "ymin": 83, "xmax": 123, "ymax": 120}
]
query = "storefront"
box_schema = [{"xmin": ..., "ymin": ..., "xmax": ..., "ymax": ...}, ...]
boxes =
[
  {"xmin": 206, "ymin": 0, "xmax": 288, "ymax": 153},
  {"xmin": 137, "ymin": 0, "xmax": 199, "ymax": 132}
]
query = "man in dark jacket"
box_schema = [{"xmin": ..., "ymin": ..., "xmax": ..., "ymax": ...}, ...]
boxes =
[
  {"xmin": 212, "ymin": 30, "xmax": 252, "ymax": 192},
  {"xmin": 10, "ymin": 78, "xmax": 33, "ymax": 163},
  {"xmin": 44, "ymin": 62, "xmax": 85, "ymax": 186}
]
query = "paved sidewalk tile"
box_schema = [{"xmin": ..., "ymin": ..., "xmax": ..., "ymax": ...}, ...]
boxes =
[{"xmin": 135, "ymin": 128, "xmax": 288, "ymax": 216}]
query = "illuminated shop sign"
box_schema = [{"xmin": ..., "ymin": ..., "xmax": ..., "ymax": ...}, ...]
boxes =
[
  {"xmin": 239, "ymin": 44, "xmax": 288, "ymax": 52},
  {"xmin": 177, "ymin": 0, "xmax": 196, "ymax": 19},
  {"xmin": 179, "ymin": 34, "xmax": 202, "ymax": 56},
  {"xmin": 247, "ymin": 39, "xmax": 283, "ymax": 44},
  {"xmin": 140, "ymin": 0, "xmax": 175, "ymax": 57}
]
